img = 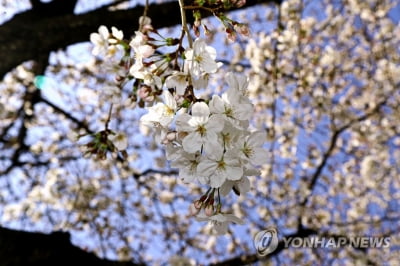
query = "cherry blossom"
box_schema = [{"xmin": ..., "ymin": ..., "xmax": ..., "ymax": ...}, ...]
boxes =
[
  {"xmin": 220, "ymin": 176, "xmax": 250, "ymax": 196},
  {"xmin": 197, "ymin": 145, "xmax": 243, "ymax": 188},
  {"xmin": 169, "ymin": 150, "xmax": 201, "ymax": 183},
  {"xmin": 108, "ymin": 132, "xmax": 128, "ymax": 150},
  {"xmin": 184, "ymin": 38, "xmax": 220, "ymax": 77},
  {"xmin": 177, "ymin": 102, "xmax": 225, "ymax": 154},
  {"xmin": 130, "ymin": 66, "xmax": 162, "ymax": 89},
  {"xmin": 90, "ymin": 25, "xmax": 110, "ymax": 56},
  {"xmin": 165, "ymin": 71, "xmax": 189, "ymax": 95},
  {"xmin": 196, "ymin": 213, "xmax": 244, "ymax": 234},
  {"xmin": 140, "ymin": 90, "xmax": 177, "ymax": 129},
  {"xmin": 236, "ymin": 131, "xmax": 268, "ymax": 166},
  {"xmin": 209, "ymin": 93, "xmax": 253, "ymax": 128}
]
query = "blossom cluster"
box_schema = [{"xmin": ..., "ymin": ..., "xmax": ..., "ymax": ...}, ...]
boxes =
[{"xmin": 89, "ymin": 18, "xmax": 266, "ymax": 233}]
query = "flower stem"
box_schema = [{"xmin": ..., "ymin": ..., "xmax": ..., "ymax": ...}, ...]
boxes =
[
  {"xmin": 178, "ymin": 0, "xmax": 193, "ymax": 48},
  {"xmin": 105, "ymin": 103, "xmax": 113, "ymax": 130},
  {"xmin": 139, "ymin": 0, "xmax": 149, "ymax": 32}
]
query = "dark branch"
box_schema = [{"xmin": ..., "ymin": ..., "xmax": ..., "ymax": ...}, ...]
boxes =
[
  {"xmin": 0, "ymin": 226, "xmax": 143, "ymax": 266},
  {"xmin": 300, "ymin": 98, "xmax": 388, "ymax": 207},
  {"xmin": 30, "ymin": 0, "xmax": 78, "ymax": 16},
  {"xmin": 0, "ymin": 0, "xmax": 278, "ymax": 79}
]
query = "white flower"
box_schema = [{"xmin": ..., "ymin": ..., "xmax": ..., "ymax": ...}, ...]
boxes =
[
  {"xmin": 209, "ymin": 94, "xmax": 253, "ymax": 128},
  {"xmin": 110, "ymin": 26, "xmax": 123, "ymax": 43},
  {"xmin": 90, "ymin": 25, "xmax": 126, "ymax": 62},
  {"xmin": 140, "ymin": 103, "xmax": 166, "ymax": 127},
  {"xmin": 220, "ymin": 176, "xmax": 250, "ymax": 196},
  {"xmin": 90, "ymin": 25, "xmax": 110, "ymax": 56},
  {"xmin": 236, "ymin": 131, "xmax": 268, "ymax": 166},
  {"xmin": 185, "ymin": 38, "xmax": 219, "ymax": 77},
  {"xmin": 165, "ymin": 143, "xmax": 182, "ymax": 161},
  {"xmin": 225, "ymin": 72, "xmax": 250, "ymax": 103},
  {"xmin": 109, "ymin": 132, "xmax": 128, "ymax": 150},
  {"xmin": 170, "ymin": 151, "xmax": 201, "ymax": 183},
  {"xmin": 139, "ymin": 16, "xmax": 152, "ymax": 27},
  {"xmin": 130, "ymin": 31, "xmax": 154, "ymax": 59},
  {"xmin": 104, "ymin": 44, "xmax": 125, "ymax": 64},
  {"xmin": 140, "ymin": 90, "xmax": 177, "ymax": 128},
  {"xmin": 217, "ymin": 122, "xmax": 242, "ymax": 151},
  {"xmin": 130, "ymin": 67, "xmax": 162, "ymax": 88},
  {"xmin": 192, "ymin": 73, "xmax": 210, "ymax": 90},
  {"xmin": 130, "ymin": 31, "xmax": 146, "ymax": 48},
  {"xmin": 196, "ymin": 213, "xmax": 244, "ymax": 234},
  {"xmin": 129, "ymin": 31, "xmax": 155, "ymax": 73},
  {"xmin": 177, "ymin": 102, "xmax": 224, "ymax": 154},
  {"xmin": 197, "ymin": 145, "xmax": 243, "ymax": 188},
  {"xmin": 165, "ymin": 71, "xmax": 188, "ymax": 95}
]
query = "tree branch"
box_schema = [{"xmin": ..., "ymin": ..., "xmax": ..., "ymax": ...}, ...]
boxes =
[
  {"xmin": 0, "ymin": 0, "xmax": 278, "ymax": 79},
  {"xmin": 300, "ymin": 98, "xmax": 388, "ymax": 207},
  {"xmin": 0, "ymin": 226, "xmax": 143, "ymax": 266}
]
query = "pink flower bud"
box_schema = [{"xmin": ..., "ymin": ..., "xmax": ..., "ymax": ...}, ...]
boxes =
[
  {"xmin": 234, "ymin": 0, "xmax": 246, "ymax": 8},
  {"xmin": 115, "ymin": 75, "xmax": 124, "ymax": 82},
  {"xmin": 189, "ymin": 203, "xmax": 201, "ymax": 215},
  {"xmin": 162, "ymin": 132, "xmax": 177, "ymax": 144},
  {"xmin": 138, "ymin": 86, "xmax": 154, "ymax": 102},
  {"xmin": 194, "ymin": 200, "xmax": 202, "ymax": 209},
  {"xmin": 205, "ymin": 204, "xmax": 214, "ymax": 216},
  {"xmin": 166, "ymin": 131, "xmax": 177, "ymax": 141},
  {"xmin": 138, "ymin": 86, "xmax": 150, "ymax": 98},
  {"xmin": 234, "ymin": 24, "xmax": 250, "ymax": 37},
  {"xmin": 194, "ymin": 26, "xmax": 200, "ymax": 37},
  {"xmin": 203, "ymin": 25, "xmax": 211, "ymax": 37},
  {"xmin": 226, "ymin": 28, "xmax": 237, "ymax": 42}
]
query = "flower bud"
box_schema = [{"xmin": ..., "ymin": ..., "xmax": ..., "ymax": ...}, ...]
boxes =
[
  {"xmin": 194, "ymin": 200, "xmax": 203, "ymax": 209},
  {"xmin": 205, "ymin": 204, "xmax": 214, "ymax": 216},
  {"xmin": 189, "ymin": 202, "xmax": 201, "ymax": 215},
  {"xmin": 194, "ymin": 26, "xmax": 200, "ymax": 37},
  {"xmin": 162, "ymin": 131, "xmax": 177, "ymax": 144},
  {"xmin": 166, "ymin": 131, "xmax": 177, "ymax": 141},
  {"xmin": 226, "ymin": 28, "xmax": 237, "ymax": 42},
  {"xmin": 234, "ymin": 0, "xmax": 246, "ymax": 8},
  {"xmin": 203, "ymin": 25, "xmax": 211, "ymax": 37},
  {"xmin": 138, "ymin": 86, "xmax": 154, "ymax": 102},
  {"xmin": 234, "ymin": 24, "xmax": 250, "ymax": 37}
]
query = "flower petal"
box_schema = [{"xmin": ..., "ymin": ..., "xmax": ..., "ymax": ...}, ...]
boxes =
[
  {"xmin": 192, "ymin": 102, "xmax": 210, "ymax": 118},
  {"xmin": 209, "ymin": 95, "xmax": 225, "ymax": 114},
  {"xmin": 182, "ymin": 132, "xmax": 203, "ymax": 153},
  {"xmin": 248, "ymin": 131, "xmax": 266, "ymax": 147},
  {"xmin": 197, "ymin": 159, "xmax": 218, "ymax": 177},
  {"xmin": 209, "ymin": 173, "xmax": 226, "ymax": 188},
  {"xmin": 220, "ymin": 180, "xmax": 234, "ymax": 196},
  {"xmin": 226, "ymin": 165, "xmax": 243, "ymax": 181},
  {"xmin": 251, "ymin": 147, "xmax": 269, "ymax": 165}
]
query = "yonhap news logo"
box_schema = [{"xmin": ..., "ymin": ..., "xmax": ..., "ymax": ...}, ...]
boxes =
[
  {"xmin": 254, "ymin": 227, "xmax": 391, "ymax": 257},
  {"xmin": 253, "ymin": 227, "xmax": 279, "ymax": 256}
]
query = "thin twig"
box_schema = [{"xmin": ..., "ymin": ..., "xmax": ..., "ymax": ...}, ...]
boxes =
[
  {"xmin": 178, "ymin": 0, "xmax": 193, "ymax": 48},
  {"xmin": 139, "ymin": 0, "xmax": 149, "ymax": 32},
  {"xmin": 105, "ymin": 103, "xmax": 113, "ymax": 130}
]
